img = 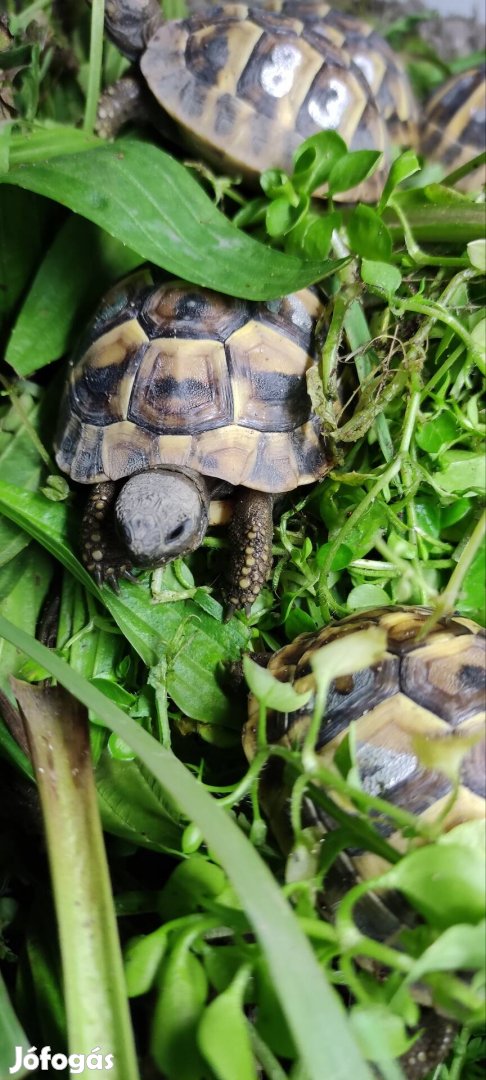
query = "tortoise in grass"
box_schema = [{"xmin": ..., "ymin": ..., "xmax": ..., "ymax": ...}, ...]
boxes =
[
  {"xmin": 243, "ymin": 605, "xmax": 486, "ymax": 1079},
  {"xmin": 95, "ymin": 0, "xmax": 418, "ymax": 201},
  {"xmin": 55, "ymin": 273, "xmax": 331, "ymax": 612},
  {"xmin": 421, "ymin": 65, "xmax": 486, "ymax": 192}
]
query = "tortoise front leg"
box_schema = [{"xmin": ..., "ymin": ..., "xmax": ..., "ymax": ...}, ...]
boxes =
[
  {"xmin": 81, "ymin": 481, "xmax": 136, "ymax": 589},
  {"xmin": 224, "ymin": 489, "xmax": 274, "ymax": 616},
  {"xmin": 96, "ymin": 75, "xmax": 154, "ymax": 138}
]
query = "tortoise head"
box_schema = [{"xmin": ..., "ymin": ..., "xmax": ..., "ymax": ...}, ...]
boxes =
[
  {"xmin": 101, "ymin": 0, "xmax": 163, "ymax": 60},
  {"xmin": 115, "ymin": 469, "xmax": 210, "ymax": 566}
]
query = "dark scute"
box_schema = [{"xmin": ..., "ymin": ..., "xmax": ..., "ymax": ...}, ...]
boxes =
[
  {"xmin": 74, "ymin": 434, "xmax": 105, "ymax": 481},
  {"xmin": 429, "ymin": 69, "xmax": 483, "ymax": 121},
  {"xmin": 236, "ymin": 31, "xmax": 293, "ymax": 121},
  {"xmin": 292, "ymin": 425, "xmax": 330, "ymax": 476},
  {"xmin": 73, "ymin": 362, "xmax": 129, "ymax": 424},
  {"xmin": 442, "ymin": 141, "xmax": 463, "ymax": 167},
  {"xmin": 310, "ymin": 656, "xmax": 401, "ymax": 743},
  {"xmin": 178, "ymin": 78, "xmax": 207, "ymax": 118},
  {"xmin": 151, "ymin": 374, "xmax": 212, "ymax": 403},
  {"xmin": 459, "ymin": 663, "xmax": 486, "ymax": 691},
  {"xmin": 461, "ymin": 737, "xmax": 486, "ymax": 798},
  {"xmin": 185, "ymin": 28, "xmax": 230, "ymax": 86},
  {"xmin": 214, "ymin": 92, "xmax": 237, "ymax": 135},
  {"xmin": 461, "ymin": 113, "xmax": 486, "ymax": 151},
  {"xmin": 367, "ymin": 768, "xmax": 452, "ymax": 838},
  {"xmin": 420, "ymin": 127, "xmax": 442, "ymax": 156},
  {"xmin": 253, "ymin": 369, "xmax": 305, "ymax": 404},
  {"xmin": 256, "ymin": 293, "xmax": 318, "ymax": 352},
  {"xmin": 401, "ymin": 646, "xmax": 486, "ymax": 725}
]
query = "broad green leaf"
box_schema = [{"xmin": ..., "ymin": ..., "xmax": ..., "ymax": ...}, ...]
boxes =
[
  {"xmin": 456, "ymin": 540, "xmax": 485, "ymax": 624},
  {"xmin": 6, "ymin": 216, "xmax": 142, "ymax": 375},
  {"xmin": 328, "ymin": 151, "xmax": 382, "ymax": 197},
  {"xmin": 243, "ymin": 654, "xmax": 313, "ymax": 712},
  {"xmin": 1, "ymin": 139, "xmax": 333, "ymax": 300},
  {"xmin": 7, "ymin": 126, "xmax": 100, "ymax": 166},
  {"xmin": 0, "ymin": 187, "xmax": 46, "ymax": 329},
  {"xmin": 0, "ymin": 546, "xmax": 52, "ymax": 699},
  {"xmin": 310, "ymin": 629, "xmax": 387, "ymax": 685},
  {"xmin": 157, "ymin": 856, "xmax": 227, "ymax": 921},
  {"xmin": 266, "ymin": 193, "xmax": 309, "ymax": 238},
  {"xmin": 467, "ymin": 239, "xmax": 486, "ymax": 272},
  {"xmin": 151, "ymin": 944, "xmax": 208, "ymax": 1080},
  {"xmin": 124, "ymin": 930, "xmax": 167, "ymax": 998},
  {"xmin": 378, "ymin": 150, "xmax": 421, "ymax": 212},
  {"xmin": 285, "ymin": 211, "xmax": 341, "ymax": 259},
  {"xmin": 0, "ymin": 615, "xmax": 374, "ymax": 1080},
  {"xmin": 416, "ymin": 411, "xmax": 460, "ymax": 454},
  {"xmin": 198, "ymin": 967, "xmax": 257, "ymax": 1080},
  {"xmin": 0, "ymin": 395, "xmax": 45, "ymax": 567},
  {"xmin": 406, "ymin": 921, "xmax": 486, "ymax": 984},
  {"xmin": 96, "ymin": 752, "xmax": 184, "ymax": 852},
  {"xmin": 384, "ymin": 844, "xmax": 485, "ymax": 929},
  {"xmin": 437, "ymin": 452, "xmax": 485, "ymax": 494},
  {"xmin": 292, "ymin": 131, "xmax": 347, "ymax": 195},
  {"xmin": 347, "ymin": 585, "xmax": 391, "ymax": 610},
  {"xmin": 347, "ymin": 205, "xmax": 392, "ymax": 261},
  {"xmin": 361, "ymin": 259, "xmax": 402, "ymax": 299},
  {"xmin": 350, "ymin": 1005, "xmax": 413, "ymax": 1062}
]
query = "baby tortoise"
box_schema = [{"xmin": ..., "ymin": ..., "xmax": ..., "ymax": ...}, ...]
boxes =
[
  {"xmin": 96, "ymin": 0, "xmax": 419, "ymax": 200},
  {"xmin": 55, "ymin": 273, "xmax": 332, "ymax": 612},
  {"xmin": 421, "ymin": 65, "xmax": 486, "ymax": 191},
  {"xmin": 243, "ymin": 605, "xmax": 485, "ymax": 1079}
]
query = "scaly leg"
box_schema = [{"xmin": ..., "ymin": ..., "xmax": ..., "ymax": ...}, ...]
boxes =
[
  {"xmin": 96, "ymin": 75, "xmax": 154, "ymax": 138},
  {"xmin": 224, "ymin": 489, "xmax": 274, "ymax": 616},
  {"xmin": 81, "ymin": 482, "xmax": 137, "ymax": 589}
]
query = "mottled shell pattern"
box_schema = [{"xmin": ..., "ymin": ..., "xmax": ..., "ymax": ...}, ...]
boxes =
[
  {"xmin": 55, "ymin": 275, "xmax": 330, "ymax": 494},
  {"xmin": 244, "ymin": 606, "xmax": 486, "ymax": 875},
  {"xmin": 421, "ymin": 65, "xmax": 486, "ymax": 191},
  {"xmin": 141, "ymin": 3, "xmax": 395, "ymax": 199}
]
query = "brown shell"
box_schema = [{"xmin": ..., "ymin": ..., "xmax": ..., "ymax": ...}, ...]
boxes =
[
  {"xmin": 421, "ymin": 66, "xmax": 486, "ymax": 191},
  {"xmin": 141, "ymin": 3, "xmax": 391, "ymax": 200},
  {"xmin": 55, "ymin": 277, "xmax": 331, "ymax": 494},
  {"xmin": 244, "ymin": 606, "xmax": 486, "ymax": 872}
]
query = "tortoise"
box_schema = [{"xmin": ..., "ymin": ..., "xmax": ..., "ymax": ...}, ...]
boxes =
[
  {"xmin": 95, "ymin": 0, "xmax": 419, "ymax": 201},
  {"xmin": 54, "ymin": 273, "xmax": 331, "ymax": 612},
  {"xmin": 243, "ymin": 605, "xmax": 486, "ymax": 1079},
  {"xmin": 421, "ymin": 65, "xmax": 486, "ymax": 192}
]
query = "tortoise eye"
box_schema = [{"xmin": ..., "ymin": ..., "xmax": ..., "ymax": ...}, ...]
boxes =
[{"xmin": 166, "ymin": 521, "xmax": 187, "ymax": 543}]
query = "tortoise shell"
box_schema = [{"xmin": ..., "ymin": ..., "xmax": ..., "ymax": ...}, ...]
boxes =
[
  {"xmin": 421, "ymin": 65, "xmax": 486, "ymax": 191},
  {"xmin": 55, "ymin": 276, "xmax": 331, "ymax": 494},
  {"xmin": 244, "ymin": 605, "xmax": 486, "ymax": 871},
  {"xmin": 259, "ymin": 1, "xmax": 418, "ymax": 145},
  {"xmin": 140, "ymin": 3, "xmax": 391, "ymax": 200}
]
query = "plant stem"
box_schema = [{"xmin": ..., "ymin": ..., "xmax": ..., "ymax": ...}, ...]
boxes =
[
  {"xmin": 84, "ymin": 0, "xmax": 105, "ymax": 134},
  {"xmin": 11, "ymin": 681, "xmax": 140, "ymax": 1079},
  {"xmin": 418, "ymin": 510, "xmax": 486, "ymax": 636}
]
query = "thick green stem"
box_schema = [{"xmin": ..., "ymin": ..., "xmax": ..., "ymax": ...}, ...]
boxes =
[{"xmin": 11, "ymin": 681, "xmax": 139, "ymax": 1079}]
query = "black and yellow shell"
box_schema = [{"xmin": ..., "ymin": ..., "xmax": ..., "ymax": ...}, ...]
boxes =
[
  {"xmin": 260, "ymin": 1, "xmax": 418, "ymax": 145},
  {"xmin": 140, "ymin": 3, "xmax": 392, "ymax": 199},
  {"xmin": 421, "ymin": 65, "xmax": 486, "ymax": 191},
  {"xmin": 244, "ymin": 606, "xmax": 486, "ymax": 870},
  {"xmin": 55, "ymin": 277, "xmax": 331, "ymax": 494}
]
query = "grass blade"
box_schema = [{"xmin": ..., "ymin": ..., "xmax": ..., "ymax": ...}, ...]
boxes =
[{"xmin": 0, "ymin": 614, "xmax": 372, "ymax": 1080}]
